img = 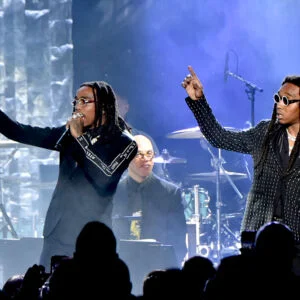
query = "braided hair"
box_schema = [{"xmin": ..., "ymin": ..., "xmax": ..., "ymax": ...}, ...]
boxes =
[
  {"xmin": 79, "ymin": 81, "xmax": 131, "ymax": 141},
  {"xmin": 258, "ymin": 75, "xmax": 300, "ymax": 172}
]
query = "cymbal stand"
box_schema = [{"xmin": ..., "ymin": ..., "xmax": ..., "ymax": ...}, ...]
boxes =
[
  {"xmin": 160, "ymin": 148, "xmax": 171, "ymax": 180},
  {"xmin": 193, "ymin": 184, "xmax": 201, "ymax": 252},
  {"xmin": 200, "ymin": 139, "xmax": 243, "ymax": 260},
  {"xmin": 0, "ymin": 148, "xmax": 19, "ymax": 239}
]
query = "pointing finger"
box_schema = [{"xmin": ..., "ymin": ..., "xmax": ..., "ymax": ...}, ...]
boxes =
[{"xmin": 188, "ymin": 65, "xmax": 197, "ymax": 78}]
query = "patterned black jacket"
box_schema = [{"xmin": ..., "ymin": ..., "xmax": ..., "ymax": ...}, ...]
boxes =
[
  {"xmin": 186, "ymin": 96, "xmax": 300, "ymax": 243},
  {"xmin": 0, "ymin": 109, "xmax": 137, "ymax": 270}
]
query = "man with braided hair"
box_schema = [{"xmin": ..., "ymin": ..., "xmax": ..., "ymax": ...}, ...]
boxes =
[
  {"xmin": 181, "ymin": 65, "xmax": 300, "ymax": 273},
  {"xmin": 0, "ymin": 80, "xmax": 137, "ymax": 272}
]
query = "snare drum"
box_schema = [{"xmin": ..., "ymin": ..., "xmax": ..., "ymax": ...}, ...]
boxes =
[{"xmin": 182, "ymin": 186, "xmax": 211, "ymax": 222}]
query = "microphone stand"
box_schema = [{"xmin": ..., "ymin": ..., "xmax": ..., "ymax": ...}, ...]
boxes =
[
  {"xmin": 225, "ymin": 71, "xmax": 263, "ymax": 127},
  {"xmin": 200, "ymin": 139, "xmax": 243, "ymax": 260}
]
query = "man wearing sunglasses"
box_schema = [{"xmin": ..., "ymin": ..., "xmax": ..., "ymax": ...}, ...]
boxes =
[{"xmin": 181, "ymin": 65, "xmax": 300, "ymax": 274}]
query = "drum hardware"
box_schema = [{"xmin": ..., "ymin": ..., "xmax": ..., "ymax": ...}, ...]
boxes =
[
  {"xmin": 221, "ymin": 212, "xmax": 243, "ymax": 220},
  {"xmin": 220, "ymin": 222, "xmax": 240, "ymax": 243},
  {"xmin": 198, "ymin": 138, "xmax": 244, "ymax": 261},
  {"xmin": 184, "ymin": 185, "xmax": 213, "ymax": 257},
  {"xmin": 166, "ymin": 125, "xmax": 248, "ymax": 260},
  {"xmin": 198, "ymin": 245, "xmax": 210, "ymax": 257},
  {"xmin": 193, "ymin": 185, "xmax": 201, "ymax": 254},
  {"xmin": 153, "ymin": 148, "xmax": 186, "ymax": 181},
  {"xmin": 187, "ymin": 170, "xmax": 248, "ymax": 182},
  {"xmin": 153, "ymin": 149, "xmax": 187, "ymax": 164},
  {"xmin": 182, "ymin": 186, "xmax": 211, "ymax": 222}
]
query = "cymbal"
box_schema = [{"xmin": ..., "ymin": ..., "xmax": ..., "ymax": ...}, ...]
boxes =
[
  {"xmin": 153, "ymin": 148, "xmax": 187, "ymax": 164},
  {"xmin": 222, "ymin": 212, "xmax": 243, "ymax": 220},
  {"xmin": 188, "ymin": 170, "xmax": 248, "ymax": 182},
  {"xmin": 167, "ymin": 126, "xmax": 204, "ymax": 139},
  {"xmin": 153, "ymin": 156, "xmax": 187, "ymax": 164},
  {"xmin": 166, "ymin": 126, "xmax": 236, "ymax": 139}
]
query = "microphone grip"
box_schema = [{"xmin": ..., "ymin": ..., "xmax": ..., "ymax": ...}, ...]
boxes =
[{"xmin": 54, "ymin": 128, "xmax": 70, "ymax": 150}]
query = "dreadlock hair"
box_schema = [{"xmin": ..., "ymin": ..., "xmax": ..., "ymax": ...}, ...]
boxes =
[
  {"xmin": 79, "ymin": 81, "xmax": 131, "ymax": 137},
  {"xmin": 258, "ymin": 75, "xmax": 300, "ymax": 173}
]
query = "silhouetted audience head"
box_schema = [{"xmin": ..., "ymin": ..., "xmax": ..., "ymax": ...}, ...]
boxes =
[
  {"xmin": 182, "ymin": 255, "xmax": 216, "ymax": 298},
  {"xmin": 204, "ymin": 254, "xmax": 257, "ymax": 300},
  {"xmin": 142, "ymin": 268, "xmax": 184, "ymax": 300},
  {"xmin": 74, "ymin": 220, "xmax": 118, "ymax": 265},
  {"xmin": 111, "ymin": 257, "xmax": 134, "ymax": 298},
  {"xmin": 45, "ymin": 257, "xmax": 76, "ymax": 300},
  {"xmin": 251, "ymin": 223, "xmax": 300, "ymax": 298},
  {"xmin": 254, "ymin": 221, "xmax": 296, "ymax": 267},
  {"xmin": 72, "ymin": 221, "xmax": 134, "ymax": 299},
  {"xmin": 43, "ymin": 221, "xmax": 134, "ymax": 299},
  {"xmin": 142, "ymin": 269, "xmax": 166, "ymax": 299},
  {"xmin": 2, "ymin": 274, "xmax": 24, "ymax": 299},
  {"xmin": 0, "ymin": 289, "xmax": 10, "ymax": 300}
]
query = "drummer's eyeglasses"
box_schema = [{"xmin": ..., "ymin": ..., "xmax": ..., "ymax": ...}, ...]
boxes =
[
  {"xmin": 135, "ymin": 151, "xmax": 155, "ymax": 160},
  {"xmin": 274, "ymin": 93, "xmax": 300, "ymax": 106},
  {"xmin": 72, "ymin": 97, "xmax": 95, "ymax": 107}
]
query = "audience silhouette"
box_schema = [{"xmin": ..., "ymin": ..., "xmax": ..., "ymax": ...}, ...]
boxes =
[{"xmin": 3, "ymin": 220, "xmax": 300, "ymax": 299}]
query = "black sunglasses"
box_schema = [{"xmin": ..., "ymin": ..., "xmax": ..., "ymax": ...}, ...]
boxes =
[{"xmin": 274, "ymin": 93, "xmax": 300, "ymax": 106}]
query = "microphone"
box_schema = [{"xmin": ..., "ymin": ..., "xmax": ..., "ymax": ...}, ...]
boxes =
[
  {"xmin": 224, "ymin": 52, "xmax": 229, "ymax": 82},
  {"xmin": 54, "ymin": 128, "xmax": 70, "ymax": 150}
]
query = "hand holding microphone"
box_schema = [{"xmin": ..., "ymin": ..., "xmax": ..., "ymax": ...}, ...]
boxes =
[
  {"xmin": 55, "ymin": 112, "xmax": 85, "ymax": 150},
  {"xmin": 67, "ymin": 112, "xmax": 85, "ymax": 138}
]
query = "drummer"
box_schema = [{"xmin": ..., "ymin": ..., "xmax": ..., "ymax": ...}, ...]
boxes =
[{"xmin": 112, "ymin": 134, "xmax": 188, "ymax": 266}]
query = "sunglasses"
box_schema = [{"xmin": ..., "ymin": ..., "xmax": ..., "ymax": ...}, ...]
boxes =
[{"xmin": 274, "ymin": 93, "xmax": 300, "ymax": 106}]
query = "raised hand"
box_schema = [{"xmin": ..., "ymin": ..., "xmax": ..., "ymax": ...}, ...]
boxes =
[{"xmin": 181, "ymin": 65, "xmax": 204, "ymax": 100}]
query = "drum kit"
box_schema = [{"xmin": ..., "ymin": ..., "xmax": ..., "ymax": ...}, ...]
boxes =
[
  {"xmin": 157, "ymin": 125, "xmax": 249, "ymax": 260},
  {"xmin": 0, "ymin": 128, "xmax": 248, "ymax": 261}
]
